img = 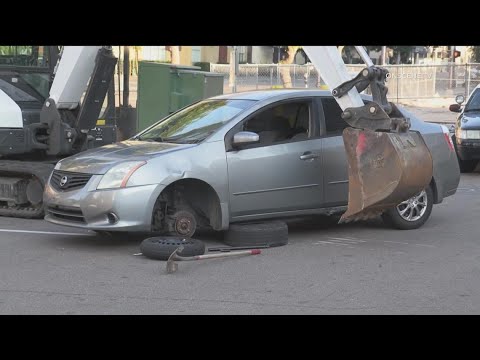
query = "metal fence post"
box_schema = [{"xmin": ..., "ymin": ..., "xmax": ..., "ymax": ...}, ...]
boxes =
[
  {"xmin": 277, "ymin": 63, "xmax": 280, "ymax": 86},
  {"xmin": 396, "ymin": 66, "xmax": 399, "ymax": 103},
  {"xmin": 467, "ymin": 63, "xmax": 471, "ymax": 97},
  {"xmin": 256, "ymin": 65, "xmax": 259, "ymax": 90},
  {"xmin": 416, "ymin": 65, "xmax": 420, "ymax": 99},
  {"xmin": 293, "ymin": 64, "xmax": 296, "ymax": 87},
  {"xmin": 270, "ymin": 66, "xmax": 273, "ymax": 88}
]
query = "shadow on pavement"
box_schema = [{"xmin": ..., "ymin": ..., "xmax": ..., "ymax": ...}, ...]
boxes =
[
  {"xmin": 286, "ymin": 215, "xmax": 387, "ymax": 234},
  {"xmin": 44, "ymin": 232, "xmax": 145, "ymax": 250}
]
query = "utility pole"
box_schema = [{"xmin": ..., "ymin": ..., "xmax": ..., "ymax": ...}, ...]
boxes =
[
  {"xmin": 449, "ymin": 45, "xmax": 456, "ymax": 89},
  {"xmin": 118, "ymin": 46, "xmax": 135, "ymax": 141},
  {"xmin": 123, "ymin": 45, "xmax": 130, "ymax": 107},
  {"xmin": 380, "ymin": 46, "xmax": 387, "ymax": 65},
  {"xmin": 229, "ymin": 46, "xmax": 239, "ymax": 93}
]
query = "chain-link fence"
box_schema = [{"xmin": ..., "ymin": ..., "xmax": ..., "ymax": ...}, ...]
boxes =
[
  {"xmin": 211, "ymin": 63, "xmax": 480, "ymax": 101},
  {"xmin": 109, "ymin": 62, "xmax": 480, "ymax": 108}
]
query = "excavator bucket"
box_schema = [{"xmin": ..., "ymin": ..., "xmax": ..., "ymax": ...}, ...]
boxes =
[{"xmin": 339, "ymin": 127, "xmax": 433, "ymax": 223}]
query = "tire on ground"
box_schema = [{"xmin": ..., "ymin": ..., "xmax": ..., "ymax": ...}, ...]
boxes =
[
  {"xmin": 140, "ymin": 236, "xmax": 205, "ymax": 261},
  {"xmin": 224, "ymin": 221, "xmax": 288, "ymax": 247},
  {"xmin": 381, "ymin": 185, "xmax": 434, "ymax": 230}
]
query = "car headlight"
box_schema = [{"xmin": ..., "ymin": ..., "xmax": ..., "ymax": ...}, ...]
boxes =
[
  {"xmin": 97, "ymin": 161, "xmax": 146, "ymax": 190},
  {"xmin": 456, "ymin": 129, "xmax": 480, "ymax": 139}
]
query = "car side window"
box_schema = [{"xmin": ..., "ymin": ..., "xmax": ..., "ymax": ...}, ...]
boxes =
[
  {"xmin": 241, "ymin": 100, "xmax": 312, "ymax": 148},
  {"xmin": 322, "ymin": 97, "xmax": 348, "ymax": 135}
]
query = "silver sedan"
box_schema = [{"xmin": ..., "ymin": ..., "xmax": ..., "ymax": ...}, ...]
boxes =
[{"xmin": 44, "ymin": 89, "xmax": 460, "ymax": 237}]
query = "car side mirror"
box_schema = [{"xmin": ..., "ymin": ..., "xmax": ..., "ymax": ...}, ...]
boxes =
[
  {"xmin": 232, "ymin": 131, "xmax": 260, "ymax": 147},
  {"xmin": 455, "ymin": 94, "xmax": 465, "ymax": 105},
  {"xmin": 449, "ymin": 104, "xmax": 462, "ymax": 113}
]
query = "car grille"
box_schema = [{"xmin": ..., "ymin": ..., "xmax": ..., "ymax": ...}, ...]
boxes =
[
  {"xmin": 47, "ymin": 205, "xmax": 86, "ymax": 223},
  {"xmin": 50, "ymin": 170, "xmax": 92, "ymax": 192}
]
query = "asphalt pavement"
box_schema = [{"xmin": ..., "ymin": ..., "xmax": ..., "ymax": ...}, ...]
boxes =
[{"xmin": 0, "ymin": 172, "xmax": 479, "ymax": 314}]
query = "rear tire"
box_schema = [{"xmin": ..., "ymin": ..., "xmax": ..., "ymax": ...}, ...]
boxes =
[
  {"xmin": 458, "ymin": 159, "xmax": 478, "ymax": 173},
  {"xmin": 382, "ymin": 185, "xmax": 433, "ymax": 230},
  {"xmin": 224, "ymin": 221, "xmax": 288, "ymax": 247}
]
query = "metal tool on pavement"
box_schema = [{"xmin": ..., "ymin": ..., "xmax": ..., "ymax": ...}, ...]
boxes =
[
  {"xmin": 166, "ymin": 245, "xmax": 262, "ymax": 274},
  {"xmin": 208, "ymin": 245, "xmax": 270, "ymax": 252}
]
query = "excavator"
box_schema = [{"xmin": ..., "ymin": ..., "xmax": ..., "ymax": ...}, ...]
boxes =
[
  {"xmin": 0, "ymin": 46, "xmax": 117, "ymax": 218},
  {"xmin": 0, "ymin": 45, "xmax": 433, "ymax": 223}
]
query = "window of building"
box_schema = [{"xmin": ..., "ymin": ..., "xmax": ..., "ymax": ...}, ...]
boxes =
[
  {"xmin": 191, "ymin": 46, "xmax": 201, "ymax": 63},
  {"xmin": 238, "ymin": 46, "xmax": 247, "ymax": 64}
]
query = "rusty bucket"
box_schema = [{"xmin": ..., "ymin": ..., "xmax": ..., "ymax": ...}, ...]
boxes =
[{"xmin": 339, "ymin": 127, "xmax": 433, "ymax": 223}]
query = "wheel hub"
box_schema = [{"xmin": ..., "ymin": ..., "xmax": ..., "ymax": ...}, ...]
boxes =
[
  {"xmin": 176, "ymin": 217, "xmax": 193, "ymax": 236},
  {"xmin": 396, "ymin": 189, "xmax": 427, "ymax": 222}
]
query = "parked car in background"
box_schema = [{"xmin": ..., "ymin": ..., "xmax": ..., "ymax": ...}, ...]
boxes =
[
  {"xmin": 44, "ymin": 90, "xmax": 460, "ymax": 237},
  {"xmin": 450, "ymin": 86, "xmax": 480, "ymax": 172}
]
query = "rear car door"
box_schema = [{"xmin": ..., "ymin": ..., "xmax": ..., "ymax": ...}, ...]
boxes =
[{"xmin": 225, "ymin": 98, "xmax": 324, "ymax": 219}]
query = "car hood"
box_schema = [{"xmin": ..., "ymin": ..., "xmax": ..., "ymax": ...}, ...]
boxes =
[
  {"xmin": 56, "ymin": 140, "xmax": 196, "ymax": 174},
  {"xmin": 459, "ymin": 111, "xmax": 480, "ymax": 130}
]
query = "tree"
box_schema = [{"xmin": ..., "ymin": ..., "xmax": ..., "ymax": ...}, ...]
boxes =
[
  {"xmin": 468, "ymin": 46, "xmax": 480, "ymax": 63},
  {"xmin": 166, "ymin": 46, "xmax": 181, "ymax": 64},
  {"xmin": 389, "ymin": 46, "xmax": 415, "ymax": 64}
]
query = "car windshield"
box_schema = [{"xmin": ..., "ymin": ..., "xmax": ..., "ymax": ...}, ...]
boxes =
[
  {"xmin": 137, "ymin": 99, "xmax": 255, "ymax": 143},
  {"xmin": 464, "ymin": 90, "xmax": 480, "ymax": 112}
]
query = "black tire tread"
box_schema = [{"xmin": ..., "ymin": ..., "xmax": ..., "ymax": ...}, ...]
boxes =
[
  {"xmin": 0, "ymin": 160, "xmax": 55, "ymax": 219},
  {"xmin": 140, "ymin": 236, "xmax": 205, "ymax": 260},
  {"xmin": 381, "ymin": 185, "xmax": 434, "ymax": 230},
  {"xmin": 224, "ymin": 220, "xmax": 288, "ymax": 247}
]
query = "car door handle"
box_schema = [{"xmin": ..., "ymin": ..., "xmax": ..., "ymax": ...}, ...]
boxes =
[{"xmin": 300, "ymin": 151, "xmax": 320, "ymax": 160}]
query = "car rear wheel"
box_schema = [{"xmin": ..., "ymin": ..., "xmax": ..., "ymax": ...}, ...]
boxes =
[
  {"xmin": 458, "ymin": 159, "xmax": 478, "ymax": 173},
  {"xmin": 381, "ymin": 185, "xmax": 433, "ymax": 230}
]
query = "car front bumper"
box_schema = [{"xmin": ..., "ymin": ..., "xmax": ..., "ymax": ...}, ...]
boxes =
[
  {"xmin": 44, "ymin": 175, "xmax": 164, "ymax": 232},
  {"xmin": 456, "ymin": 141, "xmax": 480, "ymax": 160}
]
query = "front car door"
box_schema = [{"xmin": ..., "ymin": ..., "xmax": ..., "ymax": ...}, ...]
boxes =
[
  {"xmin": 226, "ymin": 98, "xmax": 324, "ymax": 220},
  {"xmin": 319, "ymin": 96, "xmax": 350, "ymax": 207}
]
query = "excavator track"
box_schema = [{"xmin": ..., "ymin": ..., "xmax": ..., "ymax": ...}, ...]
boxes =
[{"xmin": 0, "ymin": 160, "xmax": 55, "ymax": 219}]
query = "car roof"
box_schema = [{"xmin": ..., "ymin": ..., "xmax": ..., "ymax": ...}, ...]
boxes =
[
  {"xmin": 210, "ymin": 89, "xmax": 334, "ymax": 101},
  {"xmin": 210, "ymin": 89, "xmax": 375, "ymax": 103}
]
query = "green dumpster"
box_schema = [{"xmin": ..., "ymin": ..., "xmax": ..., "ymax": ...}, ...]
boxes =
[{"xmin": 137, "ymin": 61, "xmax": 224, "ymax": 132}]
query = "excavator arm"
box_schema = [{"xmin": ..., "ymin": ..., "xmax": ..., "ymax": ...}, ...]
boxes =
[
  {"xmin": 40, "ymin": 46, "xmax": 117, "ymax": 155},
  {"xmin": 303, "ymin": 46, "xmax": 433, "ymax": 222}
]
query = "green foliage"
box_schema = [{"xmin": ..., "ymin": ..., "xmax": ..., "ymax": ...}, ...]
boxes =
[
  {"xmin": 0, "ymin": 46, "xmax": 32, "ymax": 55},
  {"xmin": 389, "ymin": 46, "xmax": 415, "ymax": 64},
  {"xmin": 469, "ymin": 46, "xmax": 480, "ymax": 62}
]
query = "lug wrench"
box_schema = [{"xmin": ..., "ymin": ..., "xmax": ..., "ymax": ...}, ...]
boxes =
[{"xmin": 166, "ymin": 245, "xmax": 262, "ymax": 274}]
